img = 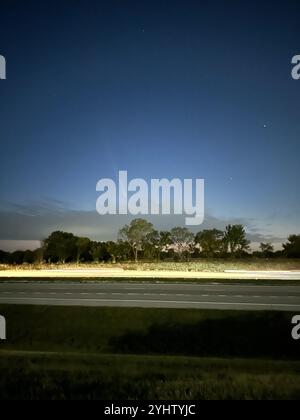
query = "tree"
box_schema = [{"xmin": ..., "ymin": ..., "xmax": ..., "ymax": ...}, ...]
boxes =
[
  {"xmin": 283, "ymin": 235, "xmax": 300, "ymax": 258},
  {"xmin": 159, "ymin": 231, "xmax": 172, "ymax": 248},
  {"xmin": 0, "ymin": 250, "xmax": 10, "ymax": 264},
  {"xmin": 195, "ymin": 229, "xmax": 224, "ymax": 257},
  {"xmin": 44, "ymin": 231, "xmax": 77, "ymax": 263},
  {"xmin": 169, "ymin": 227, "xmax": 195, "ymax": 260},
  {"xmin": 260, "ymin": 242, "xmax": 274, "ymax": 258},
  {"xmin": 106, "ymin": 241, "xmax": 120, "ymax": 263},
  {"xmin": 33, "ymin": 245, "xmax": 45, "ymax": 264},
  {"xmin": 156, "ymin": 231, "xmax": 173, "ymax": 260},
  {"xmin": 23, "ymin": 250, "xmax": 35, "ymax": 264},
  {"xmin": 90, "ymin": 241, "xmax": 108, "ymax": 262},
  {"xmin": 224, "ymin": 225, "xmax": 250, "ymax": 257},
  {"xmin": 119, "ymin": 219, "xmax": 155, "ymax": 262},
  {"xmin": 143, "ymin": 230, "xmax": 161, "ymax": 260},
  {"xmin": 10, "ymin": 251, "xmax": 25, "ymax": 265},
  {"xmin": 114, "ymin": 240, "xmax": 132, "ymax": 261},
  {"xmin": 76, "ymin": 237, "xmax": 91, "ymax": 263}
]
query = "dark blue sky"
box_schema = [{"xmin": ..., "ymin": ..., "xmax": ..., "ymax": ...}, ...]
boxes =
[{"xmin": 0, "ymin": 0, "xmax": 299, "ymax": 250}]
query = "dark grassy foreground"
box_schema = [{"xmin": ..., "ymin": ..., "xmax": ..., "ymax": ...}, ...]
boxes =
[
  {"xmin": 0, "ymin": 305, "xmax": 299, "ymax": 400},
  {"xmin": 1, "ymin": 352, "xmax": 300, "ymax": 400}
]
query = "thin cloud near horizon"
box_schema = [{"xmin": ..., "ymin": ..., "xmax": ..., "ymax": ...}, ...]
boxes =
[{"xmin": 0, "ymin": 201, "xmax": 292, "ymax": 252}]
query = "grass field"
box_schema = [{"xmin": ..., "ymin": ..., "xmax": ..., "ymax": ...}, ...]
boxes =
[
  {"xmin": 1, "ymin": 259, "xmax": 300, "ymax": 273},
  {"xmin": 0, "ymin": 305, "xmax": 299, "ymax": 399},
  {"xmin": 1, "ymin": 351, "xmax": 300, "ymax": 400},
  {"xmin": 120, "ymin": 260, "xmax": 300, "ymax": 272}
]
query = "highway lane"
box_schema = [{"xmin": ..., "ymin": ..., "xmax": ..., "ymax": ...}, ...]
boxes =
[{"xmin": 0, "ymin": 281, "xmax": 300, "ymax": 311}]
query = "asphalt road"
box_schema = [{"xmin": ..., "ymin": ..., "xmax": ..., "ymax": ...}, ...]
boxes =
[{"xmin": 0, "ymin": 281, "xmax": 300, "ymax": 311}]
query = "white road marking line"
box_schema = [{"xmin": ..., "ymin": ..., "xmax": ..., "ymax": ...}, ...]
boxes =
[{"xmin": 1, "ymin": 289, "xmax": 299, "ymax": 298}]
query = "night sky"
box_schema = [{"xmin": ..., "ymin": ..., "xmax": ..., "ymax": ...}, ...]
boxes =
[{"xmin": 0, "ymin": 0, "xmax": 299, "ymax": 251}]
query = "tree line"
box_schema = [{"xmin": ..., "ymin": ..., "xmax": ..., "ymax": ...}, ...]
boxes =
[{"xmin": 0, "ymin": 218, "xmax": 299, "ymax": 265}]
